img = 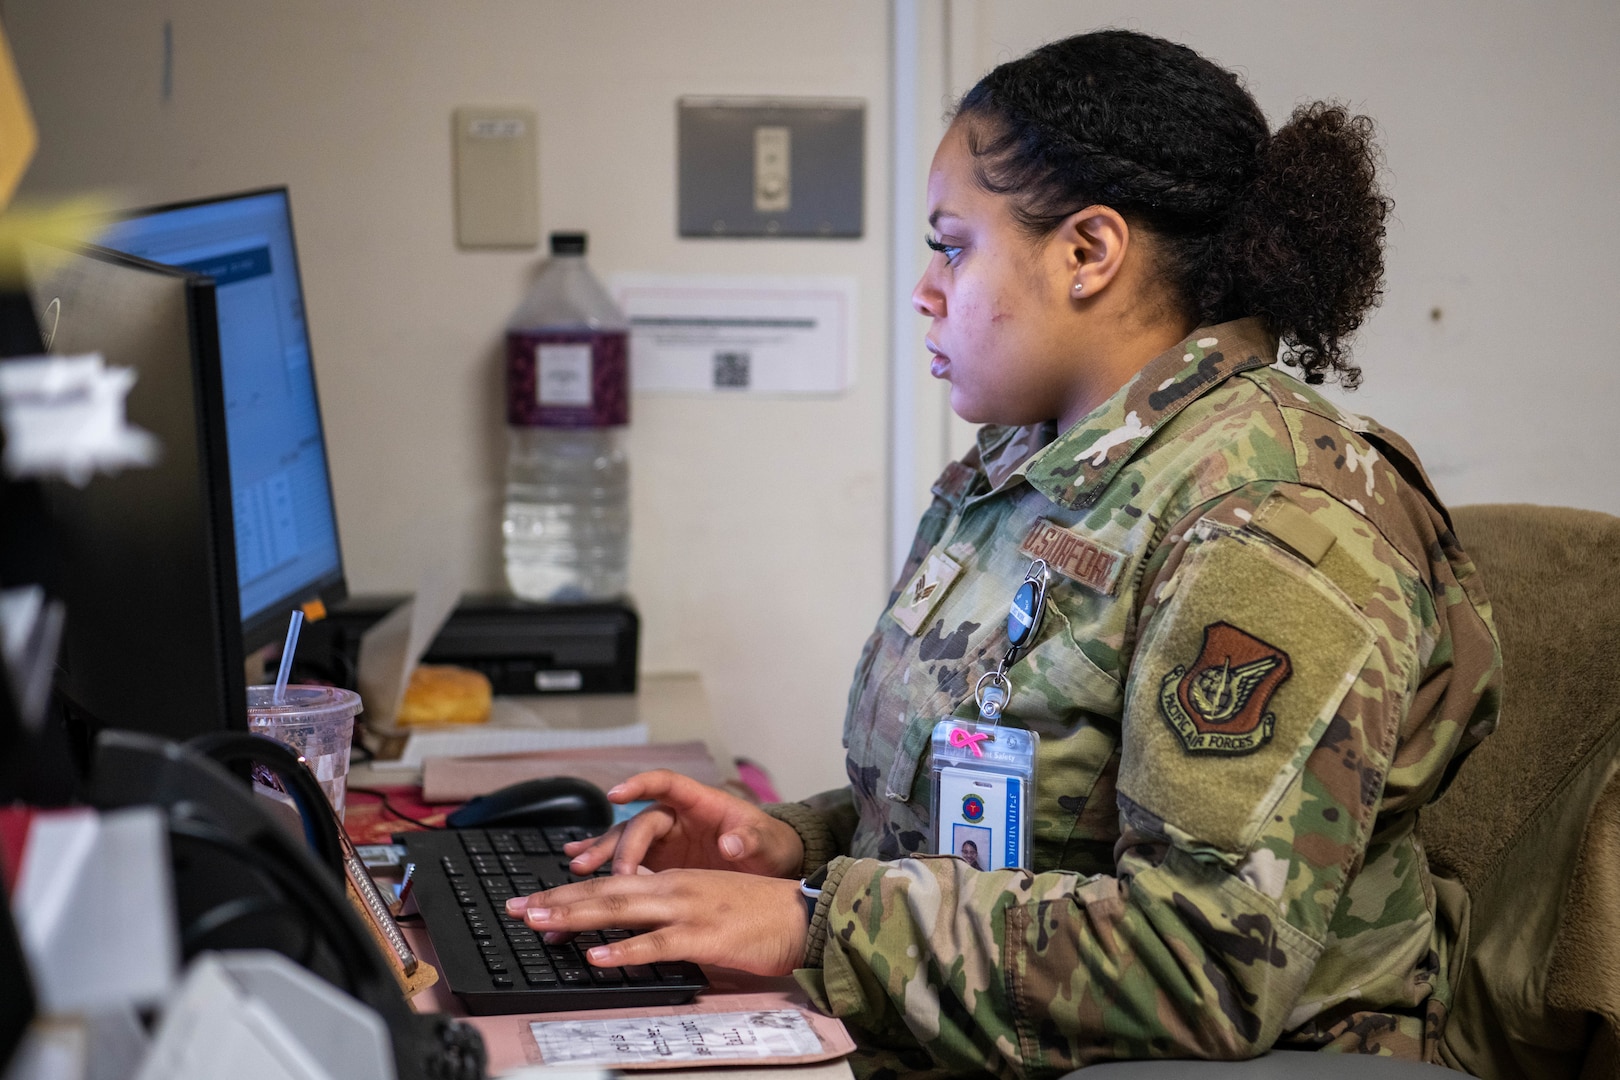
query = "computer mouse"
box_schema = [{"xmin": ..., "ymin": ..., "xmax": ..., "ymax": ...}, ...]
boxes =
[{"xmin": 445, "ymin": 775, "xmax": 614, "ymax": 832}]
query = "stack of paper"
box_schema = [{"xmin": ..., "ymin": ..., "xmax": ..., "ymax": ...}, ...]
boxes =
[
  {"xmin": 420, "ymin": 740, "xmax": 723, "ymax": 803},
  {"xmin": 384, "ymin": 722, "xmax": 650, "ymax": 772}
]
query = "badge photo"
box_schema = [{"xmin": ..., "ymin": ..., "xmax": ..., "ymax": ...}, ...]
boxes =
[
  {"xmin": 936, "ymin": 767, "xmax": 1023, "ymax": 871},
  {"xmin": 951, "ymin": 823, "xmax": 992, "ymax": 871}
]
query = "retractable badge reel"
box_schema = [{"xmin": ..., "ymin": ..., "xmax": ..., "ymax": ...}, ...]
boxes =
[{"xmin": 930, "ymin": 560, "xmax": 1047, "ymax": 871}]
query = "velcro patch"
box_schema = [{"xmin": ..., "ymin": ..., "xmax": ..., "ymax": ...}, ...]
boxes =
[
  {"xmin": 1020, "ymin": 519, "xmax": 1125, "ymax": 595},
  {"xmin": 1119, "ymin": 527, "xmax": 1376, "ymax": 855},
  {"xmin": 889, "ymin": 551, "xmax": 962, "ymax": 636},
  {"xmin": 1250, "ymin": 491, "xmax": 1336, "ymax": 565}
]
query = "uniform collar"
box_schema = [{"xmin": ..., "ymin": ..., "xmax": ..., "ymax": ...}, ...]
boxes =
[
  {"xmin": 977, "ymin": 420, "xmax": 1057, "ymax": 492},
  {"xmin": 1022, "ymin": 317, "xmax": 1278, "ymax": 509}
]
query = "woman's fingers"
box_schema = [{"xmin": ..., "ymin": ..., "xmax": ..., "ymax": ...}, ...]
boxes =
[
  {"xmin": 559, "ymin": 771, "xmax": 801, "ymax": 877},
  {"xmin": 605, "ymin": 805, "xmax": 678, "ymax": 874},
  {"xmin": 560, "ymin": 823, "xmax": 626, "ymax": 874},
  {"xmin": 609, "ymin": 769, "xmax": 722, "ymax": 813},
  {"xmin": 507, "ymin": 874, "xmax": 670, "ymax": 934},
  {"xmin": 563, "ymin": 805, "xmax": 676, "ymax": 874},
  {"xmin": 715, "ymin": 822, "xmax": 774, "ymax": 863},
  {"xmin": 503, "ymin": 870, "xmax": 808, "ymax": 975},
  {"xmin": 583, "ymin": 926, "xmax": 679, "ymax": 969}
]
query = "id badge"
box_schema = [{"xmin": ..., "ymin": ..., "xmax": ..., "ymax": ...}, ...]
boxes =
[{"xmin": 930, "ymin": 719, "xmax": 1038, "ymax": 871}]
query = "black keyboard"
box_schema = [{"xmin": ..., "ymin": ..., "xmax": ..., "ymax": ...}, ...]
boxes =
[{"xmin": 400, "ymin": 827, "xmax": 707, "ymax": 1015}]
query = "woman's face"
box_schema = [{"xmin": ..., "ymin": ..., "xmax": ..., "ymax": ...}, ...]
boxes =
[{"xmin": 912, "ymin": 122, "xmax": 1086, "ymax": 427}]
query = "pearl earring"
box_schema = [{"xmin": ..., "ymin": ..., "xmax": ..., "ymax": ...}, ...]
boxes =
[{"xmin": 1072, "ymin": 282, "xmax": 1085, "ymax": 296}]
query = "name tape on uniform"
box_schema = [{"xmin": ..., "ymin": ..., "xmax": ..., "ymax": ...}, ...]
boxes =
[{"xmin": 1019, "ymin": 520, "xmax": 1124, "ymax": 595}]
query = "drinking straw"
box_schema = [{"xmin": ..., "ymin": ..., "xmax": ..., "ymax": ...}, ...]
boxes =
[{"xmin": 272, "ymin": 610, "xmax": 304, "ymax": 704}]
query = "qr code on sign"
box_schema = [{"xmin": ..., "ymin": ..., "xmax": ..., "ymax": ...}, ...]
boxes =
[{"xmin": 713, "ymin": 351, "xmax": 751, "ymax": 389}]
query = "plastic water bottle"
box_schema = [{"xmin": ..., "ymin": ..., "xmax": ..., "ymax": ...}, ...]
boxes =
[{"xmin": 502, "ymin": 232, "xmax": 630, "ymax": 602}]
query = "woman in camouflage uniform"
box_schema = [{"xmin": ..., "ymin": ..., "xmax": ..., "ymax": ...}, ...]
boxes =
[{"xmin": 508, "ymin": 30, "xmax": 1501, "ymax": 1076}]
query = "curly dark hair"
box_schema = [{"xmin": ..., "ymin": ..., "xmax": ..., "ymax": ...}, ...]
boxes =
[{"xmin": 956, "ymin": 30, "xmax": 1392, "ymax": 387}]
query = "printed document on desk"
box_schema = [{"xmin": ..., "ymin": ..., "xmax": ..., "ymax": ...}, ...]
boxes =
[
  {"xmin": 534, "ymin": 1010, "xmax": 820, "ymax": 1067},
  {"xmin": 464, "ymin": 975, "xmax": 854, "ymax": 1073}
]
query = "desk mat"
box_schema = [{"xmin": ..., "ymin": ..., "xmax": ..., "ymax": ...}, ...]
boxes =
[{"xmin": 344, "ymin": 783, "xmax": 448, "ymax": 845}]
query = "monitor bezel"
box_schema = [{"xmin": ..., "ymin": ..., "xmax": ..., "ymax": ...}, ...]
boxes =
[
  {"xmin": 25, "ymin": 242, "xmax": 250, "ymax": 737},
  {"xmin": 105, "ymin": 186, "xmax": 349, "ymax": 654}
]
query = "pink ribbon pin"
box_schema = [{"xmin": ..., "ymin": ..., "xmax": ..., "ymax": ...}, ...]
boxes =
[{"xmin": 949, "ymin": 728, "xmax": 992, "ymax": 757}]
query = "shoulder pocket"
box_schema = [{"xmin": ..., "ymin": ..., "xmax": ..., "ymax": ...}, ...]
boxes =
[{"xmin": 1118, "ymin": 523, "xmax": 1376, "ymax": 857}]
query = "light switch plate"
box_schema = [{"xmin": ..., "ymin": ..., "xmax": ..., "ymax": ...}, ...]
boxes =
[
  {"xmin": 679, "ymin": 97, "xmax": 863, "ymax": 238},
  {"xmin": 453, "ymin": 106, "xmax": 538, "ymax": 248},
  {"xmin": 753, "ymin": 126, "xmax": 791, "ymax": 213}
]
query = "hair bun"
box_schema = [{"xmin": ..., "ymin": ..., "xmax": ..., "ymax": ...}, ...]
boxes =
[{"xmin": 1213, "ymin": 102, "xmax": 1392, "ymax": 387}]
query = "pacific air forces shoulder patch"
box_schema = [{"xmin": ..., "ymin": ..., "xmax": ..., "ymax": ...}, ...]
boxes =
[
  {"xmin": 1116, "ymin": 524, "xmax": 1376, "ymax": 856},
  {"xmin": 1160, "ymin": 622, "xmax": 1292, "ymax": 754}
]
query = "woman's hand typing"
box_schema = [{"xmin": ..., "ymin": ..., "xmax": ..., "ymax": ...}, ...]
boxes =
[
  {"xmin": 505, "ymin": 869, "xmax": 809, "ymax": 976},
  {"xmin": 563, "ymin": 769, "xmax": 805, "ymax": 878}
]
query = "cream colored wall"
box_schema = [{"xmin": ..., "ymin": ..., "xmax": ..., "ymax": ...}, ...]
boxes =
[
  {"xmin": 13, "ymin": 0, "xmax": 1617, "ymax": 797},
  {"xmin": 4, "ymin": 0, "xmax": 892, "ymax": 798},
  {"xmin": 940, "ymin": 1, "xmax": 1620, "ymax": 514}
]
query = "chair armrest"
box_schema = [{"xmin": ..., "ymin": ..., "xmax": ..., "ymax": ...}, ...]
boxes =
[{"xmin": 1067, "ymin": 1050, "xmax": 1456, "ymax": 1078}]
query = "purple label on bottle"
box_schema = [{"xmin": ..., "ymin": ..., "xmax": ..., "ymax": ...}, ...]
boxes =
[{"xmin": 506, "ymin": 330, "xmax": 629, "ymax": 427}]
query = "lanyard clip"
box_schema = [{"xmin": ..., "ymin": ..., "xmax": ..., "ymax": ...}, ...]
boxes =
[
  {"xmin": 974, "ymin": 669, "xmax": 1011, "ymax": 723},
  {"xmin": 974, "ymin": 559, "xmax": 1054, "ymax": 725},
  {"xmin": 1003, "ymin": 559, "xmax": 1050, "ymax": 667}
]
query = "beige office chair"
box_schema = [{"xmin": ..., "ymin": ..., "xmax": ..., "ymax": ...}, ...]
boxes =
[
  {"xmin": 1420, "ymin": 504, "xmax": 1620, "ymax": 1079},
  {"xmin": 1079, "ymin": 505, "xmax": 1620, "ymax": 1079}
]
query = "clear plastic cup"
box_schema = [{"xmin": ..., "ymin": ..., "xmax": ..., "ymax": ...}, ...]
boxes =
[{"xmin": 246, "ymin": 684, "xmax": 362, "ymax": 819}]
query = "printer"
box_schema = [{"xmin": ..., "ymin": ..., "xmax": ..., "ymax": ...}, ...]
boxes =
[{"xmin": 302, "ymin": 595, "xmax": 639, "ymax": 696}]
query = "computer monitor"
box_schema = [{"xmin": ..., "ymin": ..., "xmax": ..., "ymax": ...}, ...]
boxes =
[
  {"xmin": 22, "ymin": 243, "xmax": 247, "ymax": 741},
  {"xmin": 97, "ymin": 188, "xmax": 347, "ymax": 653}
]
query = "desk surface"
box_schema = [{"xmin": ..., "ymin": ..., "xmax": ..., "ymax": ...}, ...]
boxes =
[{"xmin": 350, "ymin": 672, "xmax": 738, "ymax": 790}]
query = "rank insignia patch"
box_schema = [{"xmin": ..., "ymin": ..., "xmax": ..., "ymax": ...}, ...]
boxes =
[
  {"xmin": 1159, "ymin": 621, "xmax": 1293, "ymax": 754},
  {"xmin": 889, "ymin": 551, "xmax": 962, "ymax": 636}
]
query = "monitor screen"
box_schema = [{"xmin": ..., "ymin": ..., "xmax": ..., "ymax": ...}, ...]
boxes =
[{"xmin": 99, "ymin": 189, "xmax": 345, "ymax": 649}]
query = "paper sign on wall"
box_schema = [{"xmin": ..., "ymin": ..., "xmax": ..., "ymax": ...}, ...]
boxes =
[{"xmin": 610, "ymin": 274, "xmax": 855, "ymax": 395}]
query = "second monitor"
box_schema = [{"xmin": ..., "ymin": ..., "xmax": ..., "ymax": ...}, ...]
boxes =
[{"xmin": 99, "ymin": 187, "xmax": 347, "ymax": 656}]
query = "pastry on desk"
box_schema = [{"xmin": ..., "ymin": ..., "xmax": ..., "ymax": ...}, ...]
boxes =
[{"xmin": 394, "ymin": 663, "xmax": 493, "ymax": 726}]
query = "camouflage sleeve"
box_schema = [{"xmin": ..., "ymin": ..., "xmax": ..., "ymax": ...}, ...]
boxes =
[
  {"xmin": 766, "ymin": 786, "xmax": 861, "ymax": 876},
  {"xmin": 798, "ymin": 484, "xmax": 1425, "ymax": 1074}
]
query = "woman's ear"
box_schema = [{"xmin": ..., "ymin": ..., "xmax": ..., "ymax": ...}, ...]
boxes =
[{"xmin": 1063, "ymin": 205, "xmax": 1130, "ymax": 300}]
